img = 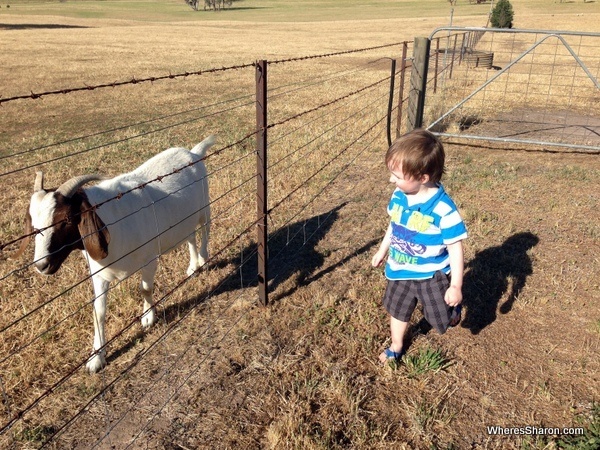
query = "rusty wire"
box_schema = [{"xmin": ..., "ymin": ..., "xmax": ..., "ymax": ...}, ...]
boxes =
[
  {"xmin": 268, "ymin": 41, "xmax": 408, "ymax": 65},
  {"xmin": 0, "ymin": 41, "xmax": 408, "ymax": 107},
  {"xmin": 0, "ymin": 63, "xmax": 256, "ymax": 105}
]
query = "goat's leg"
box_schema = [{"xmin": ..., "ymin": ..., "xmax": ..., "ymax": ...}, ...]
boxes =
[
  {"xmin": 140, "ymin": 261, "xmax": 157, "ymax": 329},
  {"xmin": 186, "ymin": 216, "xmax": 210, "ymax": 276},
  {"xmin": 87, "ymin": 276, "xmax": 109, "ymax": 373}
]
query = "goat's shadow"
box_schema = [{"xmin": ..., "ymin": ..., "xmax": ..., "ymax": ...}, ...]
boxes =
[{"xmin": 409, "ymin": 231, "xmax": 539, "ymax": 339}]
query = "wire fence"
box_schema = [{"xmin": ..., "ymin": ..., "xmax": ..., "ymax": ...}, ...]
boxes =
[{"xmin": 0, "ymin": 39, "xmax": 417, "ymax": 449}]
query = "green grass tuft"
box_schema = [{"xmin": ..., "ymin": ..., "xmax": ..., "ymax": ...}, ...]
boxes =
[{"xmin": 403, "ymin": 346, "xmax": 451, "ymax": 378}]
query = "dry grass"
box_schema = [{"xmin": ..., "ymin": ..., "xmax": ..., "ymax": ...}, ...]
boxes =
[{"xmin": 1, "ymin": 1, "xmax": 599, "ymax": 449}]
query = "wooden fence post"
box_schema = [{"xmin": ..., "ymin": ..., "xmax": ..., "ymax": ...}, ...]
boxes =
[
  {"xmin": 407, "ymin": 37, "xmax": 430, "ymax": 130},
  {"xmin": 255, "ymin": 60, "xmax": 268, "ymax": 306}
]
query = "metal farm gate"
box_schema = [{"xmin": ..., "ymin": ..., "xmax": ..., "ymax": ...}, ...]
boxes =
[{"xmin": 410, "ymin": 27, "xmax": 600, "ymax": 153}]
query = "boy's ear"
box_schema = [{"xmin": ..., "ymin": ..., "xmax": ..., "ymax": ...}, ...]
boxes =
[{"xmin": 420, "ymin": 173, "xmax": 430, "ymax": 183}]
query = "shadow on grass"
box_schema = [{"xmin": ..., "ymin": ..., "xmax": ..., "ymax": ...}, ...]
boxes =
[
  {"xmin": 460, "ymin": 231, "xmax": 539, "ymax": 334},
  {"xmin": 406, "ymin": 231, "xmax": 540, "ymax": 344},
  {"xmin": 0, "ymin": 24, "xmax": 91, "ymax": 30},
  {"xmin": 157, "ymin": 202, "xmax": 348, "ymax": 325},
  {"xmin": 109, "ymin": 202, "xmax": 384, "ymax": 366}
]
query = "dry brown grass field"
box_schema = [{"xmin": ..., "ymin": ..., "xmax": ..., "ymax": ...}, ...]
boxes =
[{"xmin": 1, "ymin": 1, "xmax": 599, "ymax": 449}]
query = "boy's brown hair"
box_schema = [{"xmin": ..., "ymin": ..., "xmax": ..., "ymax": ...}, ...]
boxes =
[{"xmin": 385, "ymin": 129, "xmax": 445, "ymax": 183}]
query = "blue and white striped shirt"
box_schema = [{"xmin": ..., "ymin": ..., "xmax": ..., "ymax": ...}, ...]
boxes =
[{"xmin": 385, "ymin": 184, "xmax": 467, "ymax": 280}]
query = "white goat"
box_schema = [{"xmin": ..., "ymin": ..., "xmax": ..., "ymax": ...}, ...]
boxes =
[{"xmin": 23, "ymin": 135, "xmax": 214, "ymax": 373}]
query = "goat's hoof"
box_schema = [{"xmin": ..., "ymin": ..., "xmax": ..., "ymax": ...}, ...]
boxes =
[
  {"xmin": 187, "ymin": 259, "xmax": 208, "ymax": 276},
  {"xmin": 141, "ymin": 308, "xmax": 156, "ymax": 329},
  {"xmin": 86, "ymin": 352, "xmax": 107, "ymax": 374}
]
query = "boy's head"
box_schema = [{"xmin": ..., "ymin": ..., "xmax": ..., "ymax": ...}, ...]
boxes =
[{"xmin": 385, "ymin": 129, "xmax": 445, "ymax": 184}]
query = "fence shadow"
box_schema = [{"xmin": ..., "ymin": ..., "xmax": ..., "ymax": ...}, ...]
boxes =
[
  {"xmin": 160, "ymin": 202, "xmax": 347, "ymax": 325},
  {"xmin": 107, "ymin": 202, "xmax": 355, "ymax": 365},
  {"xmin": 460, "ymin": 231, "xmax": 539, "ymax": 334}
]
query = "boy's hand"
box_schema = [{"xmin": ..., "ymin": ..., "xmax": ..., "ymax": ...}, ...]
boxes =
[
  {"xmin": 444, "ymin": 285, "xmax": 462, "ymax": 307},
  {"xmin": 371, "ymin": 250, "xmax": 387, "ymax": 268}
]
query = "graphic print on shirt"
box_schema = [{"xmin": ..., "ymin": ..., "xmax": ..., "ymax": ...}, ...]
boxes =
[{"xmin": 389, "ymin": 206, "xmax": 434, "ymax": 265}]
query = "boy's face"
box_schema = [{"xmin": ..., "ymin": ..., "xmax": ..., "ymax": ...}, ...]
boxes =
[{"xmin": 389, "ymin": 163, "xmax": 424, "ymax": 195}]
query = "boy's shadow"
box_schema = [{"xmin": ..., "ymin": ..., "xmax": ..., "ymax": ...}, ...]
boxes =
[
  {"xmin": 461, "ymin": 231, "xmax": 539, "ymax": 334},
  {"xmin": 410, "ymin": 231, "xmax": 539, "ymax": 338}
]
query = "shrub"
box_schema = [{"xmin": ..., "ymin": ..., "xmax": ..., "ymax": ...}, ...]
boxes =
[{"xmin": 490, "ymin": 0, "xmax": 514, "ymax": 29}]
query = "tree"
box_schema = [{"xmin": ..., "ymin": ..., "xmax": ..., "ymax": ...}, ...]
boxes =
[{"xmin": 490, "ymin": 0, "xmax": 514, "ymax": 29}]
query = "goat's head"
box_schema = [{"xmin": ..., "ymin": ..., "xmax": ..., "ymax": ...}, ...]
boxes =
[{"xmin": 25, "ymin": 171, "xmax": 110, "ymax": 275}]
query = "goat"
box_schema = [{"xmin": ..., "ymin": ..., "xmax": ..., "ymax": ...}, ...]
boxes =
[{"xmin": 23, "ymin": 135, "xmax": 215, "ymax": 373}]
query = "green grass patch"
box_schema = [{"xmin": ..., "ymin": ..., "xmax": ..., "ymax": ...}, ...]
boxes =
[{"xmin": 403, "ymin": 346, "xmax": 451, "ymax": 377}]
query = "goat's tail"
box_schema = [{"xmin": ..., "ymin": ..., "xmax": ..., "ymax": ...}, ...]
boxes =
[{"xmin": 191, "ymin": 135, "xmax": 217, "ymax": 158}]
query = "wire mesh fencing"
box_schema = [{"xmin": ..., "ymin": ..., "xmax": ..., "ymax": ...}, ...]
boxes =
[{"xmin": 424, "ymin": 27, "xmax": 600, "ymax": 152}]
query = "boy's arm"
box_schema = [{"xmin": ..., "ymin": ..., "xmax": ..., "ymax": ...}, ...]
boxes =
[
  {"xmin": 371, "ymin": 223, "xmax": 392, "ymax": 267},
  {"xmin": 444, "ymin": 240, "xmax": 464, "ymax": 306}
]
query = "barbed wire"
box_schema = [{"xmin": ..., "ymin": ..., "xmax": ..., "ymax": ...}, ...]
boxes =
[
  {"xmin": 0, "ymin": 40, "xmax": 409, "ymax": 107},
  {"xmin": 0, "ymin": 63, "xmax": 256, "ymax": 106},
  {"xmin": 268, "ymin": 41, "xmax": 409, "ymax": 65}
]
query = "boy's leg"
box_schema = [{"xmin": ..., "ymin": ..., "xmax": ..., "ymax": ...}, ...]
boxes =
[
  {"xmin": 381, "ymin": 280, "xmax": 416, "ymax": 362},
  {"xmin": 417, "ymin": 271, "xmax": 454, "ymax": 334},
  {"xmin": 379, "ymin": 316, "xmax": 409, "ymax": 363}
]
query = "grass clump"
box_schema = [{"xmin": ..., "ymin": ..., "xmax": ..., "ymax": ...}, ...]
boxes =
[{"xmin": 403, "ymin": 346, "xmax": 451, "ymax": 378}]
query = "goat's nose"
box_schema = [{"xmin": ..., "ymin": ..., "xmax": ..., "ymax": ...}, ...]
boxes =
[{"xmin": 34, "ymin": 259, "xmax": 50, "ymax": 274}]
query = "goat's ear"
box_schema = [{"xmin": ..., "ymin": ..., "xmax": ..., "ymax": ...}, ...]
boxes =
[
  {"xmin": 10, "ymin": 212, "xmax": 32, "ymax": 260},
  {"xmin": 79, "ymin": 200, "xmax": 110, "ymax": 261}
]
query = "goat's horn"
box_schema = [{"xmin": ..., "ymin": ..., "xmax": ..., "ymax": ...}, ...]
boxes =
[
  {"xmin": 57, "ymin": 174, "xmax": 104, "ymax": 198},
  {"xmin": 34, "ymin": 171, "xmax": 44, "ymax": 192}
]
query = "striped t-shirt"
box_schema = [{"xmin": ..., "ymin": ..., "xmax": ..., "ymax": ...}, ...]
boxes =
[{"xmin": 385, "ymin": 184, "xmax": 467, "ymax": 280}]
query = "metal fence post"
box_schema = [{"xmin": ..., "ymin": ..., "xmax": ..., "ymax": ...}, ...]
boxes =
[
  {"xmin": 386, "ymin": 58, "xmax": 396, "ymax": 148},
  {"xmin": 255, "ymin": 60, "xmax": 268, "ymax": 306},
  {"xmin": 395, "ymin": 41, "xmax": 408, "ymax": 138},
  {"xmin": 433, "ymin": 37, "xmax": 440, "ymax": 94}
]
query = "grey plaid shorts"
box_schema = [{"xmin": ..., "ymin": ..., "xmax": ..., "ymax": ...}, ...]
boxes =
[{"xmin": 382, "ymin": 271, "xmax": 457, "ymax": 334}]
